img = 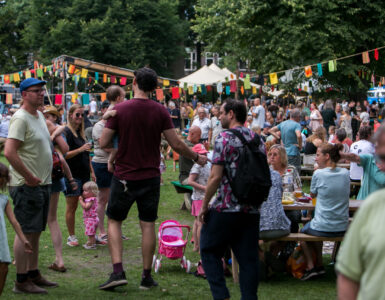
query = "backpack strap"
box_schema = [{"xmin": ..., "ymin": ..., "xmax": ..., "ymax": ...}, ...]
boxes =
[{"xmin": 227, "ymin": 128, "xmax": 249, "ymax": 145}]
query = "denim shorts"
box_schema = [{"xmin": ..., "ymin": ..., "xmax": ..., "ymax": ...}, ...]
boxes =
[
  {"xmin": 63, "ymin": 177, "xmax": 89, "ymax": 197},
  {"xmin": 301, "ymin": 222, "xmax": 345, "ymax": 237},
  {"xmin": 106, "ymin": 176, "xmax": 160, "ymax": 222},
  {"xmin": 92, "ymin": 161, "xmax": 113, "ymax": 188},
  {"xmin": 10, "ymin": 185, "xmax": 51, "ymax": 233},
  {"xmin": 51, "ymin": 177, "xmax": 66, "ymax": 193}
]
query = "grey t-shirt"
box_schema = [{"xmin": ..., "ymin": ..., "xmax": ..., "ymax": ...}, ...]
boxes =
[{"xmin": 92, "ymin": 120, "xmax": 109, "ymax": 163}]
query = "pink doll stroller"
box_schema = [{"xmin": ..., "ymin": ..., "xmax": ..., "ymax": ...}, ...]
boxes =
[{"xmin": 153, "ymin": 220, "xmax": 191, "ymax": 273}]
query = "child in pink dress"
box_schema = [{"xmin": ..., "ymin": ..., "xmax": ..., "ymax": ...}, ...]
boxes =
[
  {"xmin": 79, "ymin": 181, "xmax": 99, "ymax": 250},
  {"xmin": 187, "ymin": 144, "xmax": 210, "ymax": 252}
]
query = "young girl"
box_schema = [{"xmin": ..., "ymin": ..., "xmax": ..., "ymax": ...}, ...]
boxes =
[
  {"xmin": 0, "ymin": 163, "xmax": 32, "ymax": 295},
  {"xmin": 187, "ymin": 144, "xmax": 210, "ymax": 252},
  {"xmin": 79, "ymin": 181, "xmax": 99, "ymax": 250}
]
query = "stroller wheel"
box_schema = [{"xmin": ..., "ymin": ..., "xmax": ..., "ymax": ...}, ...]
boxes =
[
  {"xmin": 152, "ymin": 255, "xmax": 157, "ymax": 269},
  {"xmin": 181, "ymin": 256, "xmax": 187, "ymax": 268},
  {"xmin": 155, "ymin": 259, "xmax": 161, "ymax": 273},
  {"xmin": 186, "ymin": 260, "xmax": 191, "ymax": 273}
]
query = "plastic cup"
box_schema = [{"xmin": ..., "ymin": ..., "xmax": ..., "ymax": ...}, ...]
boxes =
[{"xmin": 312, "ymin": 197, "xmax": 317, "ymax": 206}]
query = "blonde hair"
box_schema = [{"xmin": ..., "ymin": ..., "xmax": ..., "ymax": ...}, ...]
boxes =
[
  {"xmin": 307, "ymin": 127, "xmax": 327, "ymax": 143},
  {"xmin": 83, "ymin": 181, "xmax": 98, "ymax": 196},
  {"xmin": 67, "ymin": 104, "xmax": 85, "ymax": 139},
  {"xmin": 268, "ymin": 144, "xmax": 288, "ymax": 169}
]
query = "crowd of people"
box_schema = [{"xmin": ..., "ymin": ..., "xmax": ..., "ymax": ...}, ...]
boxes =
[{"xmin": 0, "ymin": 71, "xmax": 384, "ymax": 299}]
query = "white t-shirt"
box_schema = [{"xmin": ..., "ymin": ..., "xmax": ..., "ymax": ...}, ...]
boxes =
[
  {"xmin": 89, "ymin": 100, "xmax": 97, "ymax": 113},
  {"xmin": 349, "ymin": 139, "xmax": 375, "ymax": 180},
  {"xmin": 360, "ymin": 111, "xmax": 370, "ymax": 123},
  {"xmin": 192, "ymin": 118, "xmax": 212, "ymax": 140},
  {"xmin": 251, "ymin": 105, "xmax": 265, "ymax": 128}
]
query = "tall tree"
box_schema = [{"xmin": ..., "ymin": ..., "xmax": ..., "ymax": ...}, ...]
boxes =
[{"xmin": 193, "ymin": 0, "xmax": 385, "ymax": 94}]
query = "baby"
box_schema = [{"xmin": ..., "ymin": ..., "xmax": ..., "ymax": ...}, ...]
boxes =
[{"xmin": 79, "ymin": 181, "xmax": 99, "ymax": 249}]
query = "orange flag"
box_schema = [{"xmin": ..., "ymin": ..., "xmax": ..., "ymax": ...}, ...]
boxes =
[{"xmin": 304, "ymin": 66, "xmax": 312, "ymax": 78}]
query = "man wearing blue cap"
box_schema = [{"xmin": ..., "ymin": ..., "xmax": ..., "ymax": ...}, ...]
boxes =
[{"xmin": 4, "ymin": 78, "xmax": 57, "ymax": 294}]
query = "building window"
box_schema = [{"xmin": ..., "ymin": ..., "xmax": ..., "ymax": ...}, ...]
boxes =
[{"xmin": 184, "ymin": 47, "xmax": 197, "ymax": 72}]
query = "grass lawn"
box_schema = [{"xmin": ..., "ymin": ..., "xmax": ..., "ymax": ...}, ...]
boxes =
[{"xmin": 2, "ymin": 156, "xmax": 337, "ymax": 299}]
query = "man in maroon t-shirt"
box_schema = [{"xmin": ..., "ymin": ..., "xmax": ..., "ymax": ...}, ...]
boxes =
[{"xmin": 99, "ymin": 67, "xmax": 207, "ymax": 291}]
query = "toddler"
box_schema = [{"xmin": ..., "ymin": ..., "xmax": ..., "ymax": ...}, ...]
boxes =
[
  {"xmin": 0, "ymin": 163, "xmax": 32, "ymax": 296},
  {"xmin": 79, "ymin": 181, "xmax": 99, "ymax": 249},
  {"xmin": 187, "ymin": 144, "xmax": 210, "ymax": 252}
]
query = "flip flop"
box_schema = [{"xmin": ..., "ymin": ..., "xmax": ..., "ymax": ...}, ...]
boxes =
[{"xmin": 48, "ymin": 263, "xmax": 67, "ymax": 273}]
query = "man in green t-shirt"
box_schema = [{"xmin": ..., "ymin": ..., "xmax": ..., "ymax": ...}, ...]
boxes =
[
  {"xmin": 336, "ymin": 124, "xmax": 385, "ymax": 300},
  {"xmin": 4, "ymin": 78, "xmax": 55, "ymax": 294}
]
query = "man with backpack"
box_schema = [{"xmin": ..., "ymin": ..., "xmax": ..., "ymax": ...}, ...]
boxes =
[{"xmin": 199, "ymin": 99, "xmax": 271, "ymax": 300}]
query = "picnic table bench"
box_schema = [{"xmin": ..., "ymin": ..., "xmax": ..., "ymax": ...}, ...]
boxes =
[
  {"xmin": 300, "ymin": 175, "xmax": 361, "ymax": 188},
  {"xmin": 171, "ymin": 181, "xmax": 193, "ymax": 211}
]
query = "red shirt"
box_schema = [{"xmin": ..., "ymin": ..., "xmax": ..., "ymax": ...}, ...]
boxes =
[{"xmin": 106, "ymin": 98, "xmax": 174, "ymax": 180}]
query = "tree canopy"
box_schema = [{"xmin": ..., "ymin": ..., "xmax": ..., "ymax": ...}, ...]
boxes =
[{"xmin": 193, "ymin": 0, "xmax": 385, "ymax": 95}]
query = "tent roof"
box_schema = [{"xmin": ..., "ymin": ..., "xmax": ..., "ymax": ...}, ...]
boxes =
[{"xmin": 178, "ymin": 65, "xmax": 227, "ymax": 86}]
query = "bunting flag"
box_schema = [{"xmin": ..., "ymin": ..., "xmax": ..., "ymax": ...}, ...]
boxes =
[
  {"xmin": 269, "ymin": 73, "xmax": 278, "ymax": 85},
  {"xmin": 304, "ymin": 66, "xmax": 312, "ymax": 78},
  {"xmin": 201, "ymin": 84, "xmax": 207, "ymax": 95},
  {"xmin": 54, "ymin": 94, "xmax": 63, "ymax": 105},
  {"xmin": 362, "ymin": 51, "xmax": 370, "ymax": 64},
  {"xmin": 230, "ymin": 80, "xmax": 237, "ymax": 92},
  {"xmin": 317, "ymin": 63, "xmax": 323, "ymax": 76},
  {"xmin": 328, "ymin": 60, "xmax": 337, "ymax": 72},
  {"xmin": 240, "ymin": 72, "xmax": 244, "ymax": 78},
  {"xmin": 252, "ymin": 86, "xmax": 257, "ymax": 94},
  {"xmin": 103, "ymin": 74, "xmax": 107, "ymax": 83},
  {"xmin": 6, "ymin": 93, "xmax": 12, "ymax": 104},
  {"xmin": 225, "ymin": 86, "xmax": 230, "ymax": 95},
  {"xmin": 36, "ymin": 69, "xmax": 44, "ymax": 78},
  {"xmin": 107, "ymin": 76, "xmax": 110, "ymax": 83},
  {"xmin": 68, "ymin": 65, "xmax": 76, "ymax": 74},
  {"xmin": 13, "ymin": 73, "xmax": 20, "ymax": 82},
  {"xmin": 244, "ymin": 74, "xmax": 251, "ymax": 89},
  {"xmin": 82, "ymin": 93, "xmax": 90, "ymax": 105},
  {"xmin": 80, "ymin": 68, "xmax": 88, "ymax": 78},
  {"xmin": 34, "ymin": 61, "xmax": 39, "ymax": 69},
  {"xmin": 240, "ymin": 86, "xmax": 244, "ymax": 95},
  {"xmin": 183, "ymin": 82, "xmax": 188, "ymax": 91},
  {"xmin": 217, "ymin": 82, "xmax": 223, "ymax": 93},
  {"xmin": 171, "ymin": 87, "xmax": 179, "ymax": 99},
  {"xmin": 372, "ymin": 74, "xmax": 375, "ymax": 85},
  {"xmin": 95, "ymin": 72, "xmax": 99, "ymax": 83},
  {"xmin": 188, "ymin": 86, "xmax": 194, "ymax": 95},
  {"xmin": 206, "ymin": 85, "xmax": 212, "ymax": 92},
  {"xmin": 230, "ymin": 74, "xmax": 235, "ymax": 80},
  {"xmin": 10, "ymin": 74, "xmax": 14, "ymax": 82},
  {"xmin": 100, "ymin": 93, "xmax": 107, "ymax": 102},
  {"xmin": 120, "ymin": 77, "xmax": 127, "ymax": 86},
  {"xmin": 163, "ymin": 79, "xmax": 170, "ymax": 87},
  {"xmin": 374, "ymin": 48, "xmax": 379, "ymax": 61},
  {"xmin": 4, "ymin": 75, "xmax": 10, "ymax": 84},
  {"xmin": 285, "ymin": 70, "xmax": 293, "ymax": 81},
  {"xmin": 156, "ymin": 88, "xmax": 164, "ymax": 101},
  {"xmin": 71, "ymin": 93, "xmax": 78, "ymax": 103},
  {"xmin": 129, "ymin": 91, "xmax": 133, "ymax": 99},
  {"xmin": 382, "ymin": 77, "xmax": 385, "ymax": 86},
  {"xmin": 193, "ymin": 84, "xmax": 197, "ymax": 93}
]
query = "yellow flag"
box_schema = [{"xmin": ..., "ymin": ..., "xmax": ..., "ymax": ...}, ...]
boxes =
[
  {"xmin": 269, "ymin": 73, "xmax": 278, "ymax": 85},
  {"xmin": 81, "ymin": 68, "xmax": 88, "ymax": 78},
  {"xmin": 163, "ymin": 79, "xmax": 170, "ymax": 87},
  {"xmin": 252, "ymin": 86, "xmax": 257, "ymax": 94},
  {"xmin": 25, "ymin": 71, "xmax": 31, "ymax": 79},
  {"xmin": 188, "ymin": 86, "xmax": 194, "ymax": 95},
  {"xmin": 71, "ymin": 93, "xmax": 78, "ymax": 103},
  {"xmin": 13, "ymin": 73, "xmax": 20, "ymax": 82},
  {"xmin": 6, "ymin": 93, "xmax": 12, "ymax": 104}
]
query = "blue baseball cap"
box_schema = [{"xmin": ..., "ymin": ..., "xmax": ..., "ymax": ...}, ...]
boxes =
[
  {"xmin": 263, "ymin": 122, "xmax": 272, "ymax": 128},
  {"xmin": 19, "ymin": 78, "xmax": 47, "ymax": 93}
]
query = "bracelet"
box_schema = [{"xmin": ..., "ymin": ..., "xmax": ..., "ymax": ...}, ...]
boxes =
[{"xmin": 193, "ymin": 153, "xmax": 199, "ymax": 162}]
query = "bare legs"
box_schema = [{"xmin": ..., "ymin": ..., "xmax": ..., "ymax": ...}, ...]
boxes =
[
  {"xmin": 300, "ymin": 241, "xmax": 323, "ymax": 270},
  {"xmin": 140, "ymin": 221, "xmax": 156, "ymax": 270},
  {"xmin": 97, "ymin": 187, "xmax": 109, "ymax": 237},
  {"xmin": 47, "ymin": 192, "xmax": 64, "ymax": 267},
  {"xmin": 192, "ymin": 217, "xmax": 202, "ymax": 252},
  {"xmin": 108, "ymin": 219, "xmax": 123, "ymax": 264},
  {"xmin": 14, "ymin": 232, "xmax": 41, "ymax": 274},
  {"xmin": 65, "ymin": 196, "xmax": 78, "ymax": 236}
]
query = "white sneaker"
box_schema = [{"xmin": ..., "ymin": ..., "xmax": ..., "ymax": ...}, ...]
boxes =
[
  {"xmin": 83, "ymin": 243, "xmax": 97, "ymax": 250},
  {"xmin": 67, "ymin": 235, "xmax": 79, "ymax": 247}
]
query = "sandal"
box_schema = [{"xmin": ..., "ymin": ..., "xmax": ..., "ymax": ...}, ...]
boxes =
[{"xmin": 48, "ymin": 263, "xmax": 67, "ymax": 273}]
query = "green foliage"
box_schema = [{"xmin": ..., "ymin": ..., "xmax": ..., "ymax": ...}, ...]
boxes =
[
  {"xmin": 0, "ymin": 0, "xmax": 189, "ymax": 76},
  {"xmin": 193, "ymin": 0, "xmax": 385, "ymax": 96}
]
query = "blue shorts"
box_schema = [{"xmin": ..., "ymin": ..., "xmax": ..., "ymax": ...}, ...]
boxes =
[
  {"xmin": 51, "ymin": 177, "xmax": 66, "ymax": 193},
  {"xmin": 301, "ymin": 222, "xmax": 345, "ymax": 237},
  {"xmin": 92, "ymin": 161, "xmax": 113, "ymax": 188},
  {"xmin": 64, "ymin": 177, "xmax": 88, "ymax": 197}
]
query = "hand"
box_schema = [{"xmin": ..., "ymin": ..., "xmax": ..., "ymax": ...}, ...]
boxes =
[
  {"xmin": 24, "ymin": 240, "xmax": 33, "ymax": 253},
  {"xmin": 196, "ymin": 154, "xmax": 208, "ymax": 166},
  {"xmin": 78, "ymin": 195, "xmax": 83, "ymax": 202},
  {"xmin": 91, "ymin": 172, "xmax": 96, "ymax": 182},
  {"xmin": 198, "ymin": 204, "xmax": 209, "ymax": 224},
  {"xmin": 376, "ymin": 161, "xmax": 385, "ymax": 172},
  {"xmin": 69, "ymin": 179, "xmax": 78, "ymax": 191},
  {"xmin": 203, "ymin": 141, "xmax": 209, "ymax": 150},
  {"xmin": 25, "ymin": 175, "xmax": 41, "ymax": 187},
  {"xmin": 80, "ymin": 143, "xmax": 92, "ymax": 152},
  {"xmin": 107, "ymin": 161, "xmax": 115, "ymax": 173}
]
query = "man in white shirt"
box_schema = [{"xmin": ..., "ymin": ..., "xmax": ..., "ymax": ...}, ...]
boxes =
[
  {"xmin": 251, "ymin": 98, "xmax": 265, "ymax": 128},
  {"xmin": 209, "ymin": 106, "xmax": 223, "ymax": 147},
  {"xmin": 192, "ymin": 107, "xmax": 212, "ymax": 142},
  {"xmin": 359, "ymin": 111, "xmax": 370, "ymax": 125},
  {"xmin": 349, "ymin": 126, "xmax": 375, "ymax": 181},
  {"xmin": 89, "ymin": 98, "xmax": 97, "ymax": 116}
]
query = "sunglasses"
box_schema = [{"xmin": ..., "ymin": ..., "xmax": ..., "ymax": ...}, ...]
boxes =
[{"xmin": 75, "ymin": 113, "xmax": 83, "ymax": 118}]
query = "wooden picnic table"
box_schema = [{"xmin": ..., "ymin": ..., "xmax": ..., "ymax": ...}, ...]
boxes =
[
  {"xmin": 283, "ymin": 199, "xmax": 362, "ymax": 211},
  {"xmin": 301, "ymin": 163, "xmax": 350, "ymax": 173}
]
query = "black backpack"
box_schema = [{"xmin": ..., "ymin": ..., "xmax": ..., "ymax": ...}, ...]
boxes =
[{"xmin": 226, "ymin": 129, "xmax": 272, "ymax": 206}]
